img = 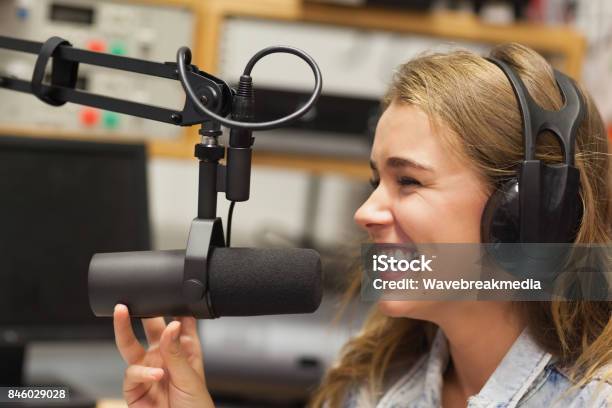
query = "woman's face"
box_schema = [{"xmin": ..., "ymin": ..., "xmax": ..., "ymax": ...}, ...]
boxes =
[{"xmin": 354, "ymin": 101, "xmax": 490, "ymax": 320}]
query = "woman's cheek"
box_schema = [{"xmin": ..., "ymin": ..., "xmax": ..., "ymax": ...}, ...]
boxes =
[{"xmin": 393, "ymin": 201, "xmax": 439, "ymax": 243}]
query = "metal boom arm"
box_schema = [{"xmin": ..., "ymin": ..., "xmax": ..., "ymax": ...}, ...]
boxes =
[{"xmin": 0, "ymin": 35, "xmax": 234, "ymax": 126}]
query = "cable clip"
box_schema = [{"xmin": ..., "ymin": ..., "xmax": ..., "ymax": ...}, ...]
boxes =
[{"xmin": 31, "ymin": 36, "xmax": 79, "ymax": 106}]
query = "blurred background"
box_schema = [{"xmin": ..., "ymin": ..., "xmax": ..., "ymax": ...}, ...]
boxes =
[{"xmin": 0, "ymin": 0, "xmax": 610, "ymax": 407}]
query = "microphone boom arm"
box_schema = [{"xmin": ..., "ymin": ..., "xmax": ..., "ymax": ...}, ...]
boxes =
[{"xmin": 0, "ymin": 36, "xmax": 234, "ymax": 126}]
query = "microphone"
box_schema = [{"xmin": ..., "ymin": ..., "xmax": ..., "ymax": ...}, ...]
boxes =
[{"xmin": 88, "ymin": 247, "xmax": 322, "ymax": 318}]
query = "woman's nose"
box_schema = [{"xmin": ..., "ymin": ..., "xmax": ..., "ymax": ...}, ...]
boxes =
[{"xmin": 354, "ymin": 189, "xmax": 393, "ymax": 234}]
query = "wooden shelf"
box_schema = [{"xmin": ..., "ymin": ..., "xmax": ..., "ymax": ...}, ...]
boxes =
[
  {"xmin": 301, "ymin": 4, "xmax": 586, "ymax": 76},
  {"xmin": 251, "ymin": 151, "xmax": 370, "ymax": 180},
  {"xmin": 150, "ymin": 137, "xmax": 372, "ymax": 179},
  {"xmin": 0, "ymin": 125, "xmax": 371, "ymax": 180},
  {"xmin": 199, "ymin": 0, "xmax": 585, "ymax": 77}
]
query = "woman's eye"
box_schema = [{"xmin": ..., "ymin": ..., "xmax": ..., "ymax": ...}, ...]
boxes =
[
  {"xmin": 397, "ymin": 176, "xmax": 420, "ymax": 187},
  {"xmin": 369, "ymin": 177, "xmax": 419, "ymax": 190}
]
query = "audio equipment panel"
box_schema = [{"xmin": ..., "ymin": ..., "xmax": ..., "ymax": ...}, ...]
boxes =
[{"xmin": 0, "ymin": 0, "xmax": 194, "ymax": 139}]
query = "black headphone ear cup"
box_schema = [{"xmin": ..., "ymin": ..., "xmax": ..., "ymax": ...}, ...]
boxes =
[
  {"xmin": 480, "ymin": 179, "xmax": 520, "ymax": 244},
  {"xmin": 539, "ymin": 164, "xmax": 583, "ymax": 243}
]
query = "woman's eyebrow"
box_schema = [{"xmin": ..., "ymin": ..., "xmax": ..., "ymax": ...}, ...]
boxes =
[
  {"xmin": 387, "ymin": 156, "xmax": 434, "ymax": 172},
  {"xmin": 370, "ymin": 156, "xmax": 434, "ymax": 172}
]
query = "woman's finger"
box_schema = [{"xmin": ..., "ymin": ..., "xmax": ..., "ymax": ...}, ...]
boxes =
[
  {"xmin": 175, "ymin": 317, "xmax": 202, "ymax": 357},
  {"xmin": 124, "ymin": 365, "xmax": 165, "ymax": 390},
  {"xmin": 177, "ymin": 317, "xmax": 204, "ymax": 377},
  {"xmin": 123, "ymin": 364, "xmax": 164, "ymax": 405},
  {"xmin": 179, "ymin": 335, "xmax": 205, "ymax": 379},
  {"xmin": 142, "ymin": 316, "xmax": 166, "ymax": 346},
  {"xmin": 176, "ymin": 316, "xmax": 199, "ymax": 338},
  {"xmin": 113, "ymin": 304, "xmax": 146, "ymax": 364},
  {"xmin": 159, "ymin": 321, "xmax": 206, "ymax": 392}
]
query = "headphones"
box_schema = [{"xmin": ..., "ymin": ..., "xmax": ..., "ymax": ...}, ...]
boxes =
[{"xmin": 480, "ymin": 57, "xmax": 585, "ymax": 247}]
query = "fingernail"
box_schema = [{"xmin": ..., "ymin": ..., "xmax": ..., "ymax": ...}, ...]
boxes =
[
  {"xmin": 172, "ymin": 322, "xmax": 181, "ymax": 342},
  {"xmin": 166, "ymin": 323, "xmax": 181, "ymax": 354}
]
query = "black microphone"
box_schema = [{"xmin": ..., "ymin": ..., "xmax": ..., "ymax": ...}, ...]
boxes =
[{"xmin": 88, "ymin": 247, "xmax": 322, "ymax": 318}]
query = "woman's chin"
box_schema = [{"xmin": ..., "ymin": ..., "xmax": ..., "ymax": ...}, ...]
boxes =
[{"xmin": 376, "ymin": 300, "xmax": 438, "ymax": 319}]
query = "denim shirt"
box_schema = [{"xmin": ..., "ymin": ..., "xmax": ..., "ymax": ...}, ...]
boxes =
[{"xmin": 345, "ymin": 328, "xmax": 611, "ymax": 407}]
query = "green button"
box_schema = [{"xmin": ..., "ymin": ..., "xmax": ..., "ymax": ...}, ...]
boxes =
[
  {"xmin": 110, "ymin": 41, "xmax": 126, "ymax": 55},
  {"xmin": 103, "ymin": 111, "xmax": 120, "ymax": 129}
]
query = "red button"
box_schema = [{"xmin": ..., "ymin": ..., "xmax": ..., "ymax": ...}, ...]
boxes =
[
  {"xmin": 87, "ymin": 40, "xmax": 106, "ymax": 52},
  {"xmin": 80, "ymin": 108, "xmax": 100, "ymax": 126}
]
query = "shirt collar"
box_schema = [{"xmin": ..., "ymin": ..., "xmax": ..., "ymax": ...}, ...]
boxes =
[
  {"xmin": 472, "ymin": 327, "xmax": 552, "ymax": 406},
  {"xmin": 420, "ymin": 327, "xmax": 552, "ymax": 407}
]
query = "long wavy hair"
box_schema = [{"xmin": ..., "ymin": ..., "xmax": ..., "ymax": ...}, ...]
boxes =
[{"xmin": 309, "ymin": 43, "xmax": 612, "ymax": 407}]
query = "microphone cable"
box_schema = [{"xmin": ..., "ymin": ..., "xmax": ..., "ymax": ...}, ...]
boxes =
[
  {"xmin": 226, "ymin": 201, "xmax": 236, "ymax": 247},
  {"xmin": 176, "ymin": 45, "xmax": 323, "ymax": 130}
]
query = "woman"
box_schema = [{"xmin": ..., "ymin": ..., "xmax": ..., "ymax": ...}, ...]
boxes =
[{"xmin": 113, "ymin": 43, "xmax": 612, "ymax": 407}]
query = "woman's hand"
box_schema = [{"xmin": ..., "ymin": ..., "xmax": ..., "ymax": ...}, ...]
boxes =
[{"xmin": 113, "ymin": 304, "xmax": 215, "ymax": 408}]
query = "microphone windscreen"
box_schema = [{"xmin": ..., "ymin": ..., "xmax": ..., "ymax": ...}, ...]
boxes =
[{"xmin": 208, "ymin": 247, "xmax": 322, "ymax": 317}]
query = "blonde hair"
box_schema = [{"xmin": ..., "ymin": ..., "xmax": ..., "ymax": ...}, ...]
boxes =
[{"xmin": 309, "ymin": 43, "xmax": 612, "ymax": 407}]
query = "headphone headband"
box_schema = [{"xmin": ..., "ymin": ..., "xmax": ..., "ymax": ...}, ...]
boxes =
[{"xmin": 486, "ymin": 57, "xmax": 585, "ymax": 166}]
